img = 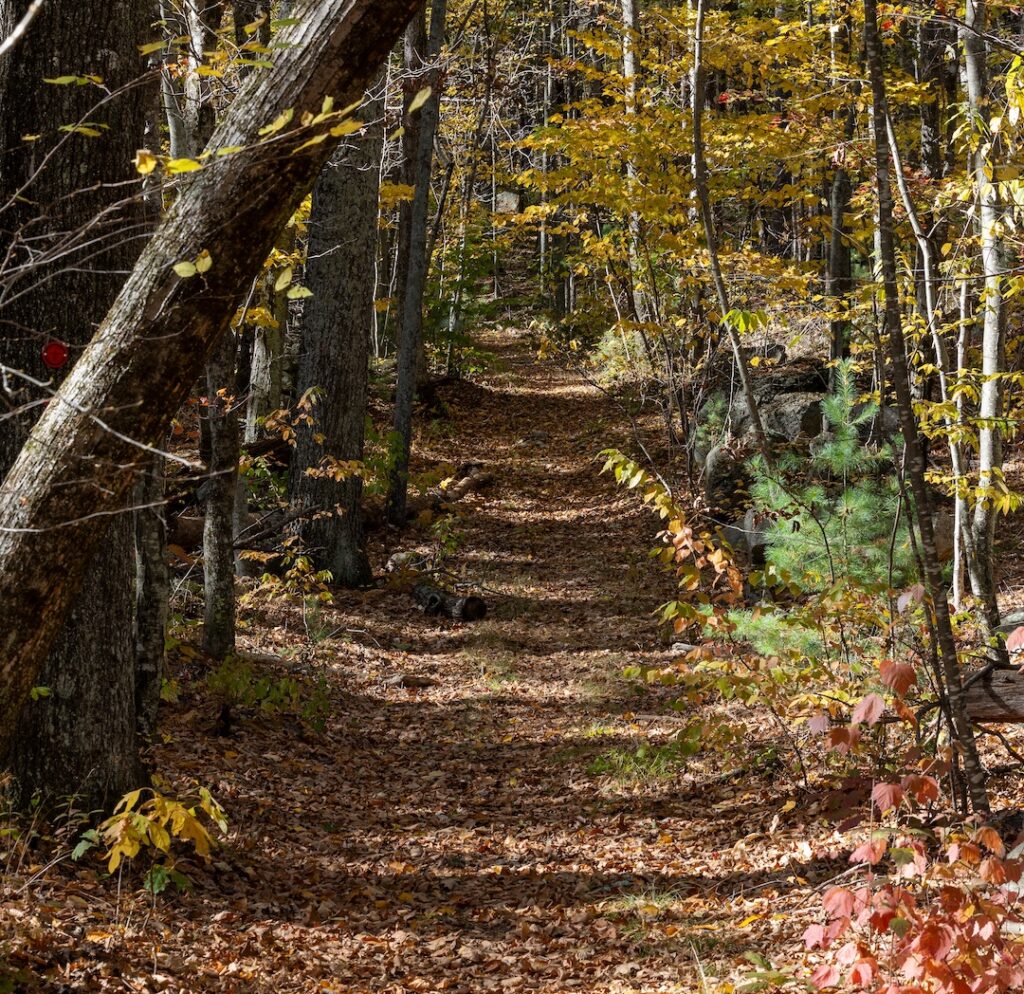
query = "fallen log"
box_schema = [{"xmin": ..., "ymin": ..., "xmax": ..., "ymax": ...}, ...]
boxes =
[
  {"xmin": 965, "ymin": 670, "xmax": 1024, "ymax": 724},
  {"xmin": 413, "ymin": 581, "xmax": 487, "ymax": 622}
]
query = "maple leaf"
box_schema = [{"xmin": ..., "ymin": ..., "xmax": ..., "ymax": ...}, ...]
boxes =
[{"xmin": 810, "ymin": 963, "xmax": 840, "ymax": 989}]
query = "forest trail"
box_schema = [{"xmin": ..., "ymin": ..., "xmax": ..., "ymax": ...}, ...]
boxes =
[{"xmin": 37, "ymin": 329, "xmax": 823, "ymax": 993}]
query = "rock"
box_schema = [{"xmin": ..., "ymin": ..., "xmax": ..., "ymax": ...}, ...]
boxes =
[
  {"xmin": 998, "ymin": 609, "xmax": 1024, "ymax": 637},
  {"xmin": 703, "ymin": 445, "xmax": 750, "ymax": 514},
  {"xmin": 761, "ymin": 392, "xmax": 824, "ymax": 440},
  {"xmin": 852, "ymin": 402, "xmax": 901, "ymax": 442},
  {"xmin": 751, "ymin": 360, "xmax": 829, "ymax": 400},
  {"xmin": 743, "ymin": 508, "xmax": 772, "ymax": 565}
]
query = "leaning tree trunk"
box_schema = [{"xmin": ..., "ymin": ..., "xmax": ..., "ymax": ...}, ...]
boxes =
[
  {"xmin": 0, "ymin": 0, "xmax": 425, "ymax": 761},
  {"xmin": 387, "ymin": 0, "xmax": 447, "ymax": 526},
  {"xmin": 864, "ymin": 0, "xmax": 989, "ymax": 813},
  {"xmin": 0, "ymin": 0, "xmax": 151, "ymax": 808},
  {"xmin": 291, "ymin": 79, "xmax": 385, "ymax": 589}
]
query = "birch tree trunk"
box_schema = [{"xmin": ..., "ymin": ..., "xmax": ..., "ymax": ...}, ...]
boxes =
[
  {"xmin": 0, "ymin": 0, "xmax": 425, "ymax": 759},
  {"xmin": 962, "ymin": 0, "xmax": 1009, "ymax": 649}
]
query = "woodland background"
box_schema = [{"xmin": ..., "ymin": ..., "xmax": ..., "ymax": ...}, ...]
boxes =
[{"xmin": 3, "ymin": 0, "xmax": 1024, "ymax": 992}]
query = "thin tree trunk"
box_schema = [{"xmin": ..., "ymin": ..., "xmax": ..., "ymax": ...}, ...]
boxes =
[
  {"xmin": 202, "ymin": 332, "xmax": 239, "ymax": 658},
  {"xmin": 692, "ymin": 0, "xmax": 771, "ymax": 467},
  {"xmin": 387, "ymin": 0, "xmax": 447, "ymax": 525},
  {"xmin": 962, "ymin": 0, "xmax": 1009, "ymax": 648},
  {"xmin": 0, "ymin": 0, "xmax": 425, "ymax": 754},
  {"xmin": 864, "ymin": 0, "xmax": 988, "ymax": 812}
]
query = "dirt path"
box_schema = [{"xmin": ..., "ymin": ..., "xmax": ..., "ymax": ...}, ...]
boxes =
[{"xmin": 17, "ymin": 329, "xmax": 827, "ymax": 993}]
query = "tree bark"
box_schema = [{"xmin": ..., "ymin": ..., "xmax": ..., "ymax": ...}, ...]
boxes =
[
  {"xmin": 0, "ymin": 0, "xmax": 151, "ymax": 808},
  {"xmin": 202, "ymin": 331, "xmax": 239, "ymax": 658},
  {"xmin": 0, "ymin": 0, "xmax": 425, "ymax": 759},
  {"xmin": 864, "ymin": 0, "xmax": 989, "ymax": 812},
  {"xmin": 291, "ymin": 78, "xmax": 385, "ymax": 589},
  {"xmin": 962, "ymin": 0, "xmax": 1009, "ymax": 652},
  {"xmin": 387, "ymin": 0, "xmax": 447, "ymax": 526}
]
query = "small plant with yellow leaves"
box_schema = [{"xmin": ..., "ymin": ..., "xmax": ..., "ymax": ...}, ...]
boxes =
[{"xmin": 73, "ymin": 786, "xmax": 227, "ymax": 895}]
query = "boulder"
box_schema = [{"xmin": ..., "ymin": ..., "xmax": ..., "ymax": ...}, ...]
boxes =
[
  {"xmin": 852, "ymin": 402, "xmax": 901, "ymax": 442},
  {"xmin": 764, "ymin": 392, "xmax": 824, "ymax": 440},
  {"xmin": 718, "ymin": 509, "xmax": 771, "ymax": 566},
  {"xmin": 703, "ymin": 445, "xmax": 750, "ymax": 515},
  {"xmin": 998, "ymin": 609, "xmax": 1024, "ymax": 637}
]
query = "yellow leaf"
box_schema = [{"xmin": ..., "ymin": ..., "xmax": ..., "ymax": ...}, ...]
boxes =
[
  {"xmin": 134, "ymin": 149, "xmax": 158, "ymax": 175},
  {"xmin": 274, "ymin": 266, "xmax": 293, "ymax": 292},
  {"xmin": 408, "ymin": 86, "xmax": 432, "ymax": 114},
  {"xmin": 780, "ymin": 799, "xmax": 796, "ymax": 813},
  {"xmin": 138, "ymin": 39, "xmax": 165, "ymax": 55},
  {"xmin": 174, "ymin": 261, "xmax": 197, "ymax": 278},
  {"xmin": 195, "ymin": 250, "xmax": 213, "ymax": 274},
  {"xmin": 328, "ymin": 118, "xmax": 362, "ymax": 138},
  {"xmin": 259, "ymin": 107, "xmax": 294, "ymax": 137},
  {"xmin": 287, "ymin": 285, "xmax": 312, "ymax": 299},
  {"xmin": 166, "ymin": 157, "xmax": 202, "ymax": 174}
]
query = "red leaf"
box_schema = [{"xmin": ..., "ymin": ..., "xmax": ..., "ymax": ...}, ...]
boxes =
[
  {"xmin": 804, "ymin": 923, "xmax": 826, "ymax": 950},
  {"xmin": 811, "ymin": 964, "xmax": 840, "ymax": 990},
  {"xmin": 827, "ymin": 724, "xmax": 861, "ymax": 754},
  {"xmin": 836, "ymin": 940, "xmax": 859, "ymax": 965},
  {"xmin": 902, "ymin": 774, "xmax": 939, "ymax": 804},
  {"xmin": 823, "ymin": 886, "xmax": 857, "ymax": 919},
  {"xmin": 975, "ymin": 826, "xmax": 1006, "ymax": 857},
  {"xmin": 880, "ymin": 659, "xmax": 917, "ymax": 695},
  {"xmin": 871, "ymin": 782, "xmax": 904, "ymax": 813},
  {"xmin": 849, "ymin": 958, "xmax": 876, "ymax": 987},
  {"xmin": 1006, "ymin": 626, "xmax": 1024, "ymax": 652},
  {"xmin": 850, "ymin": 837, "xmax": 887, "ymax": 865},
  {"xmin": 980, "ymin": 856, "xmax": 1009, "ymax": 884},
  {"xmin": 808, "ymin": 711, "xmax": 830, "ymax": 734},
  {"xmin": 852, "ymin": 693, "xmax": 885, "ymax": 726}
]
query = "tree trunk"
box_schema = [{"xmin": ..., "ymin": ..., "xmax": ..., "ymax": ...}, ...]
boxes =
[
  {"xmin": 291, "ymin": 78, "xmax": 385, "ymax": 589},
  {"xmin": 864, "ymin": 0, "xmax": 989, "ymax": 813},
  {"xmin": 0, "ymin": 0, "xmax": 150, "ymax": 808},
  {"xmin": 135, "ymin": 454, "xmax": 170, "ymax": 736},
  {"xmin": 692, "ymin": 0, "xmax": 772, "ymax": 468},
  {"xmin": 387, "ymin": 0, "xmax": 448, "ymax": 525},
  {"xmin": 0, "ymin": 0, "xmax": 425, "ymax": 758},
  {"xmin": 962, "ymin": 0, "xmax": 1009, "ymax": 651},
  {"xmin": 202, "ymin": 332, "xmax": 239, "ymax": 658}
]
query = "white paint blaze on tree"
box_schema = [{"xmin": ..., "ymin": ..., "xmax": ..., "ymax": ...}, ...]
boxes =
[{"xmin": 0, "ymin": 0, "xmax": 424, "ymax": 756}]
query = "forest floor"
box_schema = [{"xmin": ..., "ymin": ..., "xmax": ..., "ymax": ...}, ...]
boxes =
[{"xmin": 4, "ymin": 328, "xmax": 903, "ymax": 993}]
